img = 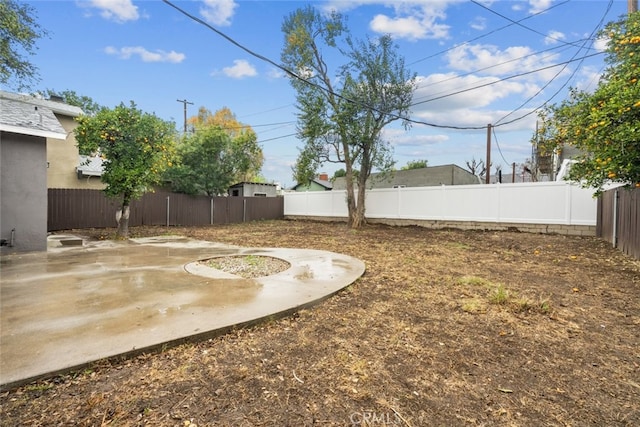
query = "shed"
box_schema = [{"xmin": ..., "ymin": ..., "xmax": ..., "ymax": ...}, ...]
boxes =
[{"xmin": 229, "ymin": 182, "xmax": 279, "ymax": 197}]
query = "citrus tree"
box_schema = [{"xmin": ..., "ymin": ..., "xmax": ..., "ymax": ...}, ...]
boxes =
[
  {"xmin": 535, "ymin": 12, "xmax": 640, "ymax": 193},
  {"xmin": 75, "ymin": 102, "xmax": 176, "ymax": 238}
]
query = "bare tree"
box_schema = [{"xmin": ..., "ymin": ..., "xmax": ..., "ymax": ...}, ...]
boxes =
[{"xmin": 465, "ymin": 157, "xmax": 488, "ymax": 179}]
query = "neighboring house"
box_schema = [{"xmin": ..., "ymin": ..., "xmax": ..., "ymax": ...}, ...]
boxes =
[
  {"xmin": 332, "ymin": 164, "xmax": 480, "ymax": 190},
  {"xmin": 229, "ymin": 182, "xmax": 279, "ymax": 197},
  {"xmin": 77, "ymin": 154, "xmax": 106, "ymax": 180},
  {"xmin": 0, "ymin": 93, "xmax": 69, "ymax": 252},
  {"xmin": 292, "ymin": 173, "xmax": 333, "ymax": 192},
  {"xmin": 0, "ymin": 91, "xmax": 104, "ymax": 190}
]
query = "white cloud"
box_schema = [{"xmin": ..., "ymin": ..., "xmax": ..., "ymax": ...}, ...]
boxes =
[
  {"xmin": 528, "ymin": 0, "xmax": 553, "ymax": 14},
  {"xmin": 384, "ymin": 128, "xmax": 449, "ymax": 146},
  {"xmin": 594, "ymin": 35, "xmax": 609, "ymax": 52},
  {"xmin": 104, "ymin": 46, "xmax": 186, "ymax": 63},
  {"xmin": 267, "ymin": 68, "xmax": 285, "ymax": 79},
  {"xmin": 222, "ymin": 59, "xmax": 257, "ymax": 78},
  {"xmin": 470, "ymin": 16, "xmax": 486, "ymax": 31},
  {"xmin": 413, "ymin": 73, "xmax": 525, "ymax": 111},
  {"xmin": 573, "ymin": 65, "xmax": 604, "ymax": 93},
  {"xmin": 544, "ymin": 30, "xmax": 566, "ymax": 46},
  {"xmin": 200, "ymin": 0, "xmax": 238, "ymax": 26},
  {"xmin": 446, "ymin": 44, "xmax": 563, "ymax": 82},
  {"xmin": 372, "ymin": 3, "xmax": 452, "ymax": 40},
  {"xmin": 83, "ymin": 0, "xmax": 139, "ymax": 22},
  {"xmin": 370, "ymin": 15, "xmax": 430, "ymax": 40},
  {"xmin": 323, "ymin": 0, "xmax": 458, "ymax": 40}
]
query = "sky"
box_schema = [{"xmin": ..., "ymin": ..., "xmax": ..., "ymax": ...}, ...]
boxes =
[{"xmin": 22, "ymin": 0, "xmax": 629, "ymax": 188}]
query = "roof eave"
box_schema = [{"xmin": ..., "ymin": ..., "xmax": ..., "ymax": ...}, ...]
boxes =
[{"xmin": 0, "ymin": 124, "xmax": 66, "ymax": 140}]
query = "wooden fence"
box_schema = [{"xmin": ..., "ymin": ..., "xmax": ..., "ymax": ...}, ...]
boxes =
[
  {"xmin": 597, "ymin": 187, "xmax": 640, "ymax": 260},
  {"xmin": 48, "ymin": 189, "xmax": 284, "ymax": 231}
]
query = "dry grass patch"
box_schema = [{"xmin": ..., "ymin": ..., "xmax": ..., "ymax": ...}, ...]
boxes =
[{"xmin": 2, "ymin": 220, "xmax": 638, "ymax": 426}]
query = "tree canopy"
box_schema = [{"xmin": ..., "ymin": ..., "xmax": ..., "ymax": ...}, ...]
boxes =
[
  {"xmin": 401, "ymin": 159, "xmax": 428, "ymax": 170},
  {"xmin": 45, "ymin": 89, "xmax": 104, "ymax": 116},
  {"xmin": 167, "ymin": 107, "xmax": 264, "ymax": 196},
  {"xmin": 0, "ymin": 0, "xmax": 48, "ymax": 90},
  {"xmin": 535, "ymin": 12, "xmax": 640, "ymax": 193},
  {"xmin": 282, "ymin": 6, "xmax": 416, "ymax": 227},
  {"xmin": 75, "ymin": 102, "xmax": 177, "ymax": 237}
]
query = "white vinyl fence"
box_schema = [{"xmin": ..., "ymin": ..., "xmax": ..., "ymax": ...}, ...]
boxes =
[{"xmin": 284, "ymin": 181, "xmax": 597, "ymax": 226}]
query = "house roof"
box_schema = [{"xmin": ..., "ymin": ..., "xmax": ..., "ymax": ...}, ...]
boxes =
[
  {"xmin": 292, "ymin": 178, "xmax": 333, "ymax": 190},
  {"xmin": 332, "ymin": 164, "xmax": 480, "ymax": 190},
  {"xmin": 0, "ymin": 91, "xmax": 83, "ymax": 140},
  {"xmin": 0, "ymin": 91, "xmax": 83, "ymax": 117},
  {"xmin": 230, "ymin": 182, "xmax": 278, "ymax": 188}
]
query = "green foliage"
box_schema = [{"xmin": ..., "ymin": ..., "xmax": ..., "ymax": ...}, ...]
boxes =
[
  {"xmin": 167, "ymin": 124, "xmax": 262, "ymax": 196},
  {"xmin": 45, "ymin": 89, "xmax": 104, "ymax": 116},
  {"xmin": 282, "ymin": 6, "xmax": 416, "ymax": 227},
  {"xmin": 0, "ymin": 0, "xmax": 48, "ymax": 90},
  {"xmin": 332, "ymin": 169, "xmax": 347, "ymax": 179},
  {"xmin": 75, "ymin": 102, "xmax": 176, "ymax": 207},
  {"xmin": 401, "ymin": 159, "xmax": 428, "ymax": 170},
  {"xmin": 535, "ymin": 12, "xmax": 640, "ymax": 193}
]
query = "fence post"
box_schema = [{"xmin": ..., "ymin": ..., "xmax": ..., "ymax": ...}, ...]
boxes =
[
  {"xmin": 210, "ymin": 198, "xmax": 214, "ymax": 225},
  {"xmin": 166, "ymin": 196, "xmax": 170, "ymax": 228},
  {"xmin": 243, "ymin": 198, "xmax": 247, "ymax": 222}
]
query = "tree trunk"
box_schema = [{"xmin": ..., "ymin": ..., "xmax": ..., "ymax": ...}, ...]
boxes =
[
  {"xmin": 352, "ymin": 184, "xmax": 366, "ymax": 228},
  {"xmin": 344, "ymin": 156, "xmax": 358, "ymax": 228},
  {"xmin": 116, "ymin": 200, "xmax": 131, "ymax": 239}
]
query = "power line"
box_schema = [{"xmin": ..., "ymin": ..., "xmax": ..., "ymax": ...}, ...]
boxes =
[
  {"xmin": 469, "ymin": 0, "xmax": 593, "ymax": 50},
  {"xmin": 407, "ymin": 0, "xmax": 572, "ymax": 66},
  {"xmin": 258, "ymin": 133, "xmax": 297, "ymax": 143},
  {"xmin": 410, "ymin": 51, "xmax": 603, "ymax": 108},
  {"xmin": 494, "ymin": 0, "xmax": 614, "ymax": 126},
  {"xmin": 161, "ymin": 0, "xmax": 487, "ymax": 130},
  {"xmin": 240, "ymin": 103, "xmax": 293, "ymax": 119},
  {"xmin": 412, "ymin": 42, "xmax": 576, "ymax": 97},
  {"xmin": 492, "ymin": 127, "xmax": 511, "ymax": 166},
  {"xmin": 220, "ymin": 120, "xmax": 296, "ymax": 130},
  {"xmin": 162, "ymin": 0, "xmax": 612, "ymax": 132}
]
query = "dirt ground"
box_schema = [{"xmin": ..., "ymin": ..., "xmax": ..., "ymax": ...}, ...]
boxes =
[{"xmin": 1, "ymin": 220, "xmax": 639, "ymax": 426}]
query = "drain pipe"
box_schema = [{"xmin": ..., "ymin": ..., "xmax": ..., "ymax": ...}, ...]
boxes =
[{"xmin": 10, "ymin": 228, "xmax": 15, "ymax": 247}]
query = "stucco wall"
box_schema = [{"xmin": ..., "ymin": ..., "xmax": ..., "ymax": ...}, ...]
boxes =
[
  {"xmin": 0, "ymin": 132, "xmax": 48, "ymax": 252},
  {"xmin": 46, "ymin": 113, "xmax": 104, "ymax": 190}
]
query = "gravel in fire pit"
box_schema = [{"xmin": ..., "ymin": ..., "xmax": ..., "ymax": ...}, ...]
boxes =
[{"xmin": 206, "ymin": 255, "xmax": 290, "ymax": 279}]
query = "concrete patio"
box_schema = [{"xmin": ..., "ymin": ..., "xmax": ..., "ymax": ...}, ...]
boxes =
[{"xmin": 0, "ymin": 235, "xmax": 365, "ymax": 389}]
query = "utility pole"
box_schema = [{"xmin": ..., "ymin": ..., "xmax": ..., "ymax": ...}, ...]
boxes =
[
  {"xmin": 485, "ymin": 124, "xmax": 492, "ymax": 184},
  {"xmin": 629, "ymin": 0, "xmax": 637, "ymax": 13},
  {"xmin": 176, "ymin": 99, "xmax": 194, "ymax": 134}
]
